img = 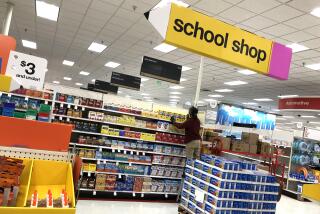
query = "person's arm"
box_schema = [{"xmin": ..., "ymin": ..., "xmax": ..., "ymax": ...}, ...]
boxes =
[{"xmin": 173, "ymin": 119, "xmax": 189, "ymax": 129}]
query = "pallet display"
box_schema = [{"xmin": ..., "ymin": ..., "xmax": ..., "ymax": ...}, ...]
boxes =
[{"xmin": 180, "ymin": 155, "xmax": 279, "ymax": 214}]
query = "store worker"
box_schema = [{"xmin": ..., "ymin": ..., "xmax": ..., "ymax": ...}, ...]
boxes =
[{"xmin": 171, "ymin": 106, "xmax": 202, "ymax": 159}]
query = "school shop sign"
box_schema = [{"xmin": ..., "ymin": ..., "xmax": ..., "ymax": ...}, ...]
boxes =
[{"xmin": 145, "ymin": 3, "xmax": 292, "ymax": 80}]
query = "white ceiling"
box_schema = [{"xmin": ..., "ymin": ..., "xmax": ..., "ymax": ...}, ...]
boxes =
[{"xmin": 2, "ymin": 0, "xmax": 320, "ymax": 128}]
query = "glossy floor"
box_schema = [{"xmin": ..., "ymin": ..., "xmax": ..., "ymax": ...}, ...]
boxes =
[{"xmin": 76, "ymin": 195, "xmax": 320, "ymax": 214}]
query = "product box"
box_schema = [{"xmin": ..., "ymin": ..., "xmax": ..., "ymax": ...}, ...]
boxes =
[
  {"xmin": 242, "ymin": 132, "xmax": 259, "ymax": 145},
  {"xmin": 221, "ymin": 137, "xmax": 231, "ymax": 150},
  {"xmin": 260, "ymin": 142, "xmax": 271, "ymax": 155},
  {"xmin": 249, "ymin": 145, "xmax": 258, "ymax": 154},
  {"xmin": 231, "ymin": 141, "xmax": 249, "ymax": 153}
]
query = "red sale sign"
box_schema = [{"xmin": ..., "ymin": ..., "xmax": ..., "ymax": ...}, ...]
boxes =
[
  {"xmin": 0, "ymin": 34, "xmax": 16, "ymax": 74},
  {"xmin": 278, "ymin": 97, "xmax": 320, "ymax": 110}
]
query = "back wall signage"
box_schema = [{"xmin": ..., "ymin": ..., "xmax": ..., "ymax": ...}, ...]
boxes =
[
  {"xmin": 279, "ymin": 97, "xmax": 320, "ymax": 110},
  {"xmin": 145, "ymin": 3, "xmax": 292, "ymax": 80}
]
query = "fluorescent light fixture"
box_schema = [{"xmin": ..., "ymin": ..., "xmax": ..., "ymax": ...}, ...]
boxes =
[
  {"xmin": 170, "ymin": 99, "xmax": 179, "ymax": 102},
  {"xmin": 118, "ymin": 91, "xmax": 123, "ymax": 94},
  {"xmin": 88, "ymin": 42, "xmax": 107, "ymax": 53},
  {"xmin": 170, "ymin": 91, "xmax": 182, "ymax": 95},
  {"xmin": 301, "ymin": 115, "xmax": 316, "ymax": 118},
  {"xmin": 143, "ymin": 96, "xmax": 151, "ymax": 99},
  {"xmin": 185, "ymin": 101, "xmax": 192, "ymax": 106},
  {"xmin": 242, "ymin": 102, "xmax": 258, "ymax": 105},
  {"xmin": 153, "ymin": 43, "xmax": 177, "ymax": 53},
  {"xmin": 278, "ymin": 95, "xmax": 298, "ymax": 98},
  {"xmin": 169, "ymin": 96, "xmax": 180, "ymax": 99},
  {"xmin": 36, "ymin": 0, "xmax": 60, "ymax": 22},
  {"xmin": 141, "ymin": 77, "xmax": 149, "ymax": 82},
  {"xmin": 237, "ymin": 69, "xmax": 256, "ymax": 75},
  {"xmin": 208, "ymin": 94, "xmax": 224, "ymax": 98},
  {"xmin": 79, "ymin": 71, "xmax": 90, "ymax": 76},
  {"xmin": 141, "ymin": 93, "xmax": 149, "ymax": 96},
  {"xmin": 153, "ymin": 0, "xmax": 189, "ymax": 10},
  {"xmin": 215, "ymin": 89, "xmax": 233, "ymax": 93},
  {"xmin": 52, "ymin": 81, "xmax": 60, "ymax": 84},
  {"xmin": 182, "ymin": 66, "xmax": 192, "ymax": 72},
  {"xmin": 276, "ymin": 118, "xmax": 287, "ymax": 121},
  {"xmin": 283, "ymin": 116, "xmax": 294, "ymax": 118},
  {"xmin": 64, "ymin": 77, "xmax": 72, "ymax": 81},
  {"xmin": 22, "ymin": 40, "xmax": 37, "ymax": 49},
  {"xmin": 180, "ymin": 78, "xmax": 187, "ymax": 82},
  {"xmin": 272, "ymin": 109, "xmax": 280, "ymax": 112},
  {"xmin": 224, "ymin": 80, "xmax": 248, "ymax": 86},
  {"xmin": 204, "ymin": 99, "xmax": 216, "ymax": 102},
  {"xmin": 91, "ymin": 79, "xmax": 96, "ymax": 82},
  {"xmin": 253, "ymin": 98, "xmax": 273, "ymax": 101},
  {"xmin": 146, "ymin": 99, "xmax": 153, "ymax": 102},
  {"xmin": 286, "ymin": 43, "xmax": 309, "ymax": 53},
  {"xmin": 104, "ymin": 61, "xmax": 120, "ymax": 68},
  {"xmin": 75, "ymin": 83, "xmax": 83, "ymax": 86},
  {"xmin": 311, "ymin": 7, "xmax": 320, "ymax": 17},
  {"xmin": 309, "ymin": 122, "xmax": 320, "ymax": 124},
  {"xmin": 62, "ymin": 60, "xmax": 74, "ymax": 66},
  {"xmin": 306, "ymin": 63, "xmax": 320, "ymax": 70},
  {"xmin": 170, "ymin": 85, "xmax": 184, "ymax": 89}
]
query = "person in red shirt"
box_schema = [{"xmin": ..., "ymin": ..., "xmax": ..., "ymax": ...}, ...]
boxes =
[{"xmin": 171, "ymin": 106, "xmax": 202, "ymax": 159}]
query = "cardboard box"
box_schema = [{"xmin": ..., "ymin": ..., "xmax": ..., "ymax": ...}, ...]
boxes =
[
  {"xmin": 260, "ymin": 142, "xmax": 271, "ymax": 155},
  {"xmin": 221, "ymin": 137, "xmax": 231, "ymax": 150},
  {"xmin": 242, "ymin": 132, "xmax": 259, "ymax": 145},
  {"xmin": 249, "ymin": 145, "xmax": 258, "ymax": 154},
  {"xmin": 231, "ymin": 142, "xmax": 249, "ymax": 153}
]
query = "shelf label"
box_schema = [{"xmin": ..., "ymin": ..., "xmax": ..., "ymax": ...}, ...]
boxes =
[
  {"xmin": 66, "ymin": 118, "xmax": 70, "ymax": 122},
  {"xmin": 195, "ymin": 189, "xmax": 205, "ymax": 203},
  {"xmin": 97, "ymin": 160, "xmax": 101, "ymax": 164},
  {"xmin": 25, "ymin": 97, "xmax": 28, "ymax": 101},
  {"xmin": 116, "ymin": 162, "xmax": 119, "ymax": 166},
  {"xmin": 88, "ymin": 172, "xmax": 91, "ymax": 176},
  {"xmin": 136, "ymin": 151, "xmax": 139, "ymax": 155},
  {"xmin": 75, "ymin": 105, "xmax": 78, "ymax": 110},
  {"xmin": 99, "ymin": 147, "xmax": 102, "ymax": 152},
  {"xmin": 7, "ymin": 93, "xmax": 11, "ymax": 97},
  {"xmin": 124, "ymin": 150, "xmax": 127, "ymax": 154},
  {"xmin": 60, "ymin": 103, "xmax": 63, "ymax": 108},
  {"xmin": 165, "ymin": 194, "xmax": 168, "ymax": 198},
  {"xmin": 133, "ymin": 192, "xmax": 136, "ymax": 197},
  {"xmin": 68, "ymin": 104, "xmax": 71, "ymax": 108},
  {"xmin": 130, "ymin": 151, "xmax": 133, "ymax": 155},
  {"xmin": 118, "ymin": 149, "xmax": 121, "ymax": 153},
  {"xmin": 93, "ymin": 191, "xmax": 96, "ymax": 196},
  {"xmin": 103, "ymin": 160, "xmax": 107, "ymax": 164},
  {"xmin": 112, "ymin": 149, "xmax": 115, "ymax": 153},
  {"xmin": 118, "ymin": 174, "xmax": 121, "ymax": 178},
  {"xmin": 114, "ymin": 192, "xmax": 117, "ymax": 196},
  {"xmin": 143, "ymin": 152, "xmax": 145, "ymax": 156},
  {"xmin": 129, "ymin": 163, "xmax": 132, "ymax": 166},
  {"xmin": 141, "ymin": 193, "xmax": 144, "ymax": 198},
  {"xmin": 59, "ymin": 116, "xmax": 62, "ymax": 120},
  {"xmin": 45, "ymin": 100, "xmax": 48, "ymax": 104},
  {"xmin": 82, "ymin": 107, "xmax": 85, "ymax": 111}
]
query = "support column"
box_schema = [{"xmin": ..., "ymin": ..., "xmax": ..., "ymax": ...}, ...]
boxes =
[
  {"xmin": 193, "ymin": 56, "xmax": 204, "ymax": 107},
  {"xmin": 2, "ymin": 2, "xmax": 14, "ymax": 35}
]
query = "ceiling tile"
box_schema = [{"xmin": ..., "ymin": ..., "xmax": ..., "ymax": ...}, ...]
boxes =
[
  {"xmin": 241, "ymin": 15, "xmax": 277, "ymax": 30},
  {"xmin": 281, "ymin": 31, "xmax": 316, "ymax": 43},
  {"xmin": 194, "ymin": 0, "xmax": 232, "ymax": 15},
  {"xmin": 285, "ymin": 14, "xmax": 320, "ymax": 30},
  {"xmin": 262, "ymin": 5, "xmax": 304, "ymax": 22},
  {"xmin": 262, "ymin": 24, "xmax": 297, "ymax": 37},
  {"xmin": 238, "ymin": 0, "xmax": 280, "ymax": 13},
  {"xmin": 219, "ymin": 6, "xmax": 255, "ymax": 22}
]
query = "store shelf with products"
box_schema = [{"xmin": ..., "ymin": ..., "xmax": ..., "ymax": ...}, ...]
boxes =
[
  {"xmin": 79, "ymin": 188, "xmax": 179, "ymax": 195},
  {"xmin": 287, "ymin": 137, "xmax": 320, "ymax": 195}
]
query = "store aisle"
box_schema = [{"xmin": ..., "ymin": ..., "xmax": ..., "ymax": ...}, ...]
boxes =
[{"xmin": 76, "ymin": 195, "xmax": 320, "ymax": 214}]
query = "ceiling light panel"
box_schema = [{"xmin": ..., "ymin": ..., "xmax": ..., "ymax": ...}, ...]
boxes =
[
  {"xmin": 52, "ymin": 81, "xmax": 60, "ymax": 84},
  {"xmin": 22, "ymin": 40, "xmax": 37, "ymax": 49},
  {"xmin": 237, "ymin": 69, "xmax": 256, "ymax": 75},
  {"xmin": 62, "ymin": 60, "xmax": 74, "ymax": 66},
  {"xmin": 36, "ymin": 0, "xmax": 60, "ymax": 21},
  {"xmin": 306, "ymin": 63, "xmax": 320, "ymax": 70},
  {"xmin": 278, "ymin": 95, "xmax": 298, "ymax": 98},
  {"xmin": 88, "ymin": 42, "xmax": 107, "ymax": 53},
  {"xmin": 224, "ymin": 80, "xmax": 248, "ymax": 86},
  {"xmin": 105, "ymin": 61, "xmax": 120, "ymax": 68},
  {"xmin": 215, "ymin": 89, "xmax": 233, "ymax": 93},
  {"xmin": 253, "ymin": 98, "xmax": 273, "ymax": 101},
  {"xmin": 64, "ymin": 77, "xmax": 72, "ymax": 81},
  {"xmin": 286, "ymin": 43, "xmax": 309, "ymax": 53},
  {"xmin": 170, "ymin": 91, "xmax": 182, "ymax": 95},
  {"xmin": 79, "ymin": 71, "xmax": 90, "ymax": 76},
  {"xmin": 182, "ymin": 66, "xmax": 192, "ymax": 71},
  {"xmin": 75, "ymin": 83, "xmax": 83, "ymax": 86},
  {"xmin": 311, "ymin": 7, "xmax": 320, "ymax": 17},
  {"xmin": 169, "ymin": 96, "xmax": 180, "ymax": 99},
  {"xmin": 208, "ymin": 94, "xmax": 224, "ymax": 98},
  {"xmin": 242, "ymin": 102, "xmax": 258, "ymax": 105},
  {"xmin": 153, "ymin": 43, "xmax": 177, "ymax": 53},
  {"xmin": 170, "ymin": 85, "xmax": 184, "ymax": 89}
]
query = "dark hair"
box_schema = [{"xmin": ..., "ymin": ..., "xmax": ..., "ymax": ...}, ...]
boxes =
[{"xmin": 189, "ymin": 106, "xmax": 198, "ymax": 118}]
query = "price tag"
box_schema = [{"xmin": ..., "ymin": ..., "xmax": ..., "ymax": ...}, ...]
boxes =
[
  {"xmin": 82, "ymin": 107, "xmax": 85, "ymax": 111},
  {"xmin": 133, "ymin": 193, "xmax": 136, "ymax": 197},
  {"xmin": 6, "ymin": 50, "xmax": 48, "ymax": 90},
  {"xmin": 99, "ymin": 147, "xmax": 102, "ymax": 152},
  {"xmin": 45, "ymin": 100, "xmax": 48, "ymax": 104},
  {"xmin": 59, "ymin": 116, "xmax": 62, "ymax": 120},
  {"xmin": 141, "ymin": 193, "xmax": 144, "ymax": 198},
  {"xmin": 80, "ymin": 171, "xmax": 83, "ymax": 176},
  {"xmin": 0, "ymin": 92, "xmax": 2, "ymax": 96},
  {"xmin": 116, "ymin": 162, "xmax": 119, "ymax": 166},
  {"xmin": 165, "ymin": 194, "xmax": 168, "ymax": 198},
  {"xmin": 118, "ymin": 174, "xmax": 121, "ymax": 178},
  {"xmin": 114, "ymin": 192, "xmax": 117, "ymax": 196},
  {"xmin": 118, "ymin": 149, "xmax": 121, "ymax": 153},
  {"xmin": 25, "ymin": 97, "xmax": 28, "ymax": 101},
  {"xmin": 130, "ymin": 151, "xmax": 133, "ymax": 155},
  {"xmin": 8, "ymin": 94, "xmax": 11, "ymax": 97},
  {"xmin": 112, "ymin": 149, "xmax": 115, "ymax": 153},
  {"xmin": 68, "ymin": 104, "xmax": 71, "ymax": 108},
  {"xmin": 93, "ymin": 191, "xmax": 96, "ymax": 196},
  {"xmin": 67, "ymin": 118, "xmax": 70, "ymax": 122},
  {"xmin": 129, "ymin": 163, "xmax": 132, "ymax": 166},
  {"xmin": 103, "ymin": 160, "xmax": 107, "ymax": 164},
  {"xmin": 88, "ymin": 172, "xmax": 91, "ymax": 176},
  {"xmin": 75, "ymin": 105, "xmax": 78, "ymax": 110},
  {"xmin": 124, "ymin": 151, "xmax": 127, "ymax": 154},
  {"xmin": 97, "ymin": 160, "xmax": 101, "ymax": 164},
  {"xmin": 142, "ymin": 152, "xmax": 145, "ymax": 156},
  {"xmin": 195, "ymin": 189, "xmax": 205, "ymax": 203},
  {"xmin": 60, "ymin": 103, "xmax": 63, "ymax": 108},
  {"xmin": 136, "ymin": 151, "xmax": 139, "ymax": 155}
]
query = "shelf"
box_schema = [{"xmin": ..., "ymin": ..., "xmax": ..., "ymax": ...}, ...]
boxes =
[
  {"xmin": 54, "ymin": 101, "xmax": 177, "ymax": 123},
  {"xmin": 152, "ymin": 162, "xmax": 184, "ymax": 167},
  {"xmin": 285, "ymin": 189, "xmax": 298, "ymax": 195},
  {"xmin": 80, "ymin": 157, "xmax": 152, "ymax": 166},
  {"xmin": 222, "ymin": 151, "xmax": 270, "ymax": 163},
  {"xmin": 288, "ymin": 178, "xmax": 318, "ymax": 184},
  {"xmin": 277, "ymin": 154, "xmax": 290, "ymax": 158},
  {"xmin": 53, "ymin": 114, "xmax": 184, "ymax": 135},
  {"xmin": 72, "ymin": 130, "xmax": 186, "ymax": 147},
  {"xmin": 79, "ymin": 188, "xmax": 179, "ymax": 195},
  {"xmin": 81, "ymin": 170, "xmax": 182, "ymax": 180},
  {"xmin": 271, "ymin": 144, "xmax": 291, "ymax": 148},
  {"xmin": 0, "ymin": 91, "xmax": 53, "ymax": 103},
  {"xmin": 69, "ymin": 142, "xmax": 186, "ymax": 158}
]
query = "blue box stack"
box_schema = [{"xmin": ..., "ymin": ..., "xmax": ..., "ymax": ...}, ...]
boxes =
[
  {"xmin": 2, "ymin": 103, "xmax": 15, "ymax": 117},
  {"xmin": 180, "ymin": 154, "xmax": 279, "ymax": 214}
]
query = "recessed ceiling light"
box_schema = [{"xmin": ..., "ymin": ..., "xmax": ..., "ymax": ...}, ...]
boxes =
[
  {"xmin": 180, "ymin": 78, "xmax": 187, "ymax": 82},
  {"xmin": 242, "ymin": 102, "xmax": 258, "ymax": 105},
  {"xmin": 79, "ymin": 71, "xmax": 90, "ymax": 76},
  {"xmin": 141, "ymin": 93, "xmax": 149, "ymax": 96},
  {"xmin": 224, "ymin": 80, "xmax": 248, "ymax": 86},
  {"xmin": 170, "ymin": 99, "xmax": 179, "ymax": 102},
  {"xmin": 153, "ymin": 0, "xmax": 189, "ymax": 10},
  {"xmin": 204, "ymin": 98, "xmax": 216, "ymax": 102},
  {"xmin": 64, "ymin": 77, "xmax": 72, "ymax": 81},
  {"xmin": 62, "ymin": 60, "xmax": 74, "ymax": 66},
  {"xmin": 309, "ymin": 121, "xmax": 320, "ymax": 124},
  {"xmin": 170, "ymin": 95, "xmax": 180, "ymax": 99},
  {"xmin": 272, "ymin": 109, "xmax": 280, "ymax": 112},
  {"xmin": 182, "ymin": 66, "xmax": 192, "ymax": 72},
  {"xmin": 88, "ymin": 42, "xmax": 107, "ymax": 53},
  {"xmin": 237, "ymin": 69, "xmax": 256, "ymax": 75},
  {"xmin": 253, "ymin": 98, "xmax": 273, "ymax": 101},
  {"xmin": 52, "ymin": 81, "xmax": 60, "ymax": 84},
  {"xmin": 185, "ymin": 101, "xmax": 192, "ymax": 106},
  {"xmin": 36, "ymin": 0, "xmax": 60, "ymax": 22},
  {"xmin": 311, "ymin": 7, "xmax": 320, "ymax": 17},
  {"xmin": 208, "ymin": 94, "xmax": 224, "ymax": 98},
  {"xmin": 146, "ymin": 99, "xmax": 153, "ymax": 102},
  {"xmin": 141, "ymin": 77, "xmax": 149, "ymax": 82},
  {"xmin": 143, "ymin": 96, "xmax": 151, "ymax": 99},
  {"xmin": 276, "ymin": 118, "xmax": 287, "ymax": 121},
  {"xmin": 278, "ymin": 95, "xmax": 298, "ymax": 98},
  {"xmin": 170, "ymin": 85, "xmax": 184, "ymax": 89},
  {"xmin": 22, "ymin": 40, "xmax": 37, "ymax": 49},
  {"xmin": 306, "ymin": 63, "xmax": 320, "ymax": 70},
  {"xmin": 91, "ymin": 79, "xmax": 96, "ymax": 83},
  {"xmin": 75, "ymin": 83, "xmax": 83, "ymax": 86},
  {"xmin": 215, "ymin": 89, "xmax": 233, "ymax": 93},
  {"xmin": 105, "ymin": 61, "xmax": 120, "ymax": 68},
  {"xmin": 153, "ymin": 43, "xmax": 177, "ymax": 53},
  {"xmin": 170, "ymin": 91, "xmax": 182, "ymax": 95},
  {"xmin": 286, "ymin": 43, "xmax": 309, "ymax": 53},
  {"xmin": 301, "ymin": 115, "xmax": 316, "ymax": 118}
]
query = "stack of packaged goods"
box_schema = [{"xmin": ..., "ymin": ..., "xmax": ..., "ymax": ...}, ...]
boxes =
[
  {"xmin": 150, "ymin": 165, "xmax": 184, "ymax": 178},
  {"xmin": 181, "ymin": 155, "xmax": 279, "ymax": 214}
]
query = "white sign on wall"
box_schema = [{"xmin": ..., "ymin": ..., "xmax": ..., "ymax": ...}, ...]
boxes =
[
  {"xmin": 5, "ymin": 50, "xmax": 48, "ymax": 90},
  {"xmin": 304, "ymin": 127, "xmax": 320, "ymax": 141}
]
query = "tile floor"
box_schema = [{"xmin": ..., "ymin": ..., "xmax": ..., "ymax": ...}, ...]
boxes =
[{"xmin": 76, "ymin": 195, "xmax": 320, "ymax": 214}]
